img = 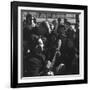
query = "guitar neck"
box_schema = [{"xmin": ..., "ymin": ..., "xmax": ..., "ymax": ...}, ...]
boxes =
[{"xmin": 50, "ymin": 51, "xmax": 57, "ymax": 69}]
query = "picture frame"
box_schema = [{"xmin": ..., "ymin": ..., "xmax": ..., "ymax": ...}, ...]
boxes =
[{"xmin": 11, "ymin": 1, "xmax": 88, "ymax": 88}]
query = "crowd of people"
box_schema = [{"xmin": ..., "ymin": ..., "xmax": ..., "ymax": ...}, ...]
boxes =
[{"xmin": 23, "ymin": 13, "xmax": 79, "ymax": 77}]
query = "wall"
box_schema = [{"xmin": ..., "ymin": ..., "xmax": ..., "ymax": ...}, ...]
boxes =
[{"xmin": 0, "ymin": 0, "xmax": 89, "ymax": 90}]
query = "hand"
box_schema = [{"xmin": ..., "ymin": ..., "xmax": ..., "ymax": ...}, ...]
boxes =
[
  {"xmin": 46, "ymin": 60, "xmax": 52, "ymax": 69},
  {"xmin": 56, "ymin": 63, "xmax": 65, "ymax": 72},
  {"xmin": 56, "ymin": 50, "xmax": 61, "ymax": 56},
  {"xmin": 47, "ymin": 71, "xmax": 54, "ymax": 76}
]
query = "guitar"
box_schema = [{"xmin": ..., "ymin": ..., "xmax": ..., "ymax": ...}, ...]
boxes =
[{"xmin": 47, "ymin": 39, "xmax": 62, "ymax": 76}]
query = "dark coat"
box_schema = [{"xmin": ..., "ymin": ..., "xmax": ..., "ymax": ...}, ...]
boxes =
[{"xmin": 23, "ymin": 25, "xmax": 46, "ymax": 77}]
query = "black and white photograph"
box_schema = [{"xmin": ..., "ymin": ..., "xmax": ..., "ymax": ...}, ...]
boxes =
[
  {"xmin": 22, "ymin": 10, "xmax": 80, "ymax": 77},
  {"xmin": 11, "ymin": 1, "xmax": 87, "ymax": 88}
]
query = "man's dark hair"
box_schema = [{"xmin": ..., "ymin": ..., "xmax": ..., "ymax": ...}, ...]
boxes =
[
  {"xmin": 58, "ymin": 18, "xmax": 61, "ymax": 22},
  {"xmin": 26, "ymin": 14, "xmax": 32, "ymax": 24}
]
